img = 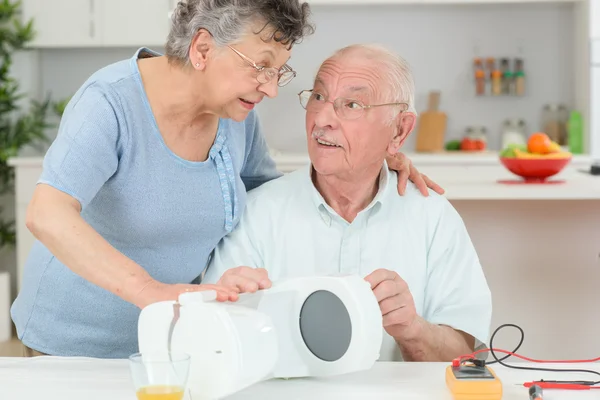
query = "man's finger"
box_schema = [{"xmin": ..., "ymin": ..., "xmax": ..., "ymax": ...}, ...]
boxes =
[
  {"xmin": 372, "ymin": 279, "xmax": 399, "ymax": 303},
  {"xmin": 382, "ymin": 309, "xmax": 407, "ymax": 327},
  {"xmin": 379, "ymin": 294, "xmax": 405, "ymax": 316},
  {"xmin": 364, "ymin": 268, "xmax": 398, "ymax": 289}
]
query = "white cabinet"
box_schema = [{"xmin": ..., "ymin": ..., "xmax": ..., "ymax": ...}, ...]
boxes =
[
  {"xmin": 22, "ymin": 0, "xmax": 97, "ymax": 47},
  {"xmin": 22, "ymin": 0, "xmax": 173, "ymax": 48},
  {"xmin": 97, "ymin": 0, "xmax": 171, "ymax": 47}
]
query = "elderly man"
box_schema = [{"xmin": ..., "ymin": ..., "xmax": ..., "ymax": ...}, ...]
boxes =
[{"xmin": 202, "ymin": 44, "xmax": 492, "ymax": 362}]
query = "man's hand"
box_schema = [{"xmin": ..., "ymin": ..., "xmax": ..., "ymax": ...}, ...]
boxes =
[
  {"xmin": 217, "ymin": 266, "xmax": 272, "ymax": 294},
  {"xmin": 135, "ymin": 280, "xmax": 239, "ymax": 309},
  {"xmin": 386, "ymin": 152, "xmax": 445, "ymax": 196},
  {"xmin": 364, "ymin": 268, "xmax": 417, "ymax": 340}
]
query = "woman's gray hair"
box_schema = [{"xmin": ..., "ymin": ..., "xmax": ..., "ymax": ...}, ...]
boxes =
[
  {"xmin": 329, "ymin": 44, "xmax": 417, "ymax": 122},
  {"xmin": 166, "ymin": 0, "xmax": 315, "ymax": 65}
]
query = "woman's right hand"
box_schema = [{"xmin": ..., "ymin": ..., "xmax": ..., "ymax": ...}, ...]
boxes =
[{"xmin": 135, "ymin": 280, "xmax": 239, "ymax": 309}]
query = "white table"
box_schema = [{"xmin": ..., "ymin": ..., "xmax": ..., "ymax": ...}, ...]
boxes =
[{"xmin": 1, "ymin": 357, "xmax": 598, "ymax": 399}]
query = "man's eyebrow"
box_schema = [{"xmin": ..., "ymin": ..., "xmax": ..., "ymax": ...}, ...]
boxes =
[
  {"xmin": 314, "ymin": 77, "xmax": 325, "ymax": 87},
  {"xmin": 346, "ymin": 85, "xmax": 369, "ymax": 93}
]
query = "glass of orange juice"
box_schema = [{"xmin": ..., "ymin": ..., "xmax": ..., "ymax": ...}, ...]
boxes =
[{"xmin": 129, "ymin": 352, "xmax": 191, "ymax": 400}]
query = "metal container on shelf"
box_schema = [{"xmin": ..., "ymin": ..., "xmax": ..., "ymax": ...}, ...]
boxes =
[{"xmin": 542, "ymin": 104, "xmax": 568, "ymax": 145}]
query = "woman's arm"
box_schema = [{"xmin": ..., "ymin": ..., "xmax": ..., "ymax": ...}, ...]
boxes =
[{"xmin": 27, "ymin": 184, "xmax": 237, "ymax": 308}]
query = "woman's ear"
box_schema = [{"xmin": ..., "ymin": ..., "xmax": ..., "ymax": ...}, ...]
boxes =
[
  {"xmin": 388, "ymin": 112, "xmax": 416, "ymax": 154},
  {"xmin": 189, "ymin": 29, "xmax": 214, "ymax": 70}
]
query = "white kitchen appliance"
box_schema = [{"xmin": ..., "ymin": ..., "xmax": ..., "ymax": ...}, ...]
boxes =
[{"xmin": 137, "ymin": 275, "xmax": 383, "ymax": 399}]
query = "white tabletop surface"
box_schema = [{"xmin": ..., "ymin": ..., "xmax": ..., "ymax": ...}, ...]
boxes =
[{"xmin": 1, "ymin": 357, "xmax": 599, "ymax": 400}]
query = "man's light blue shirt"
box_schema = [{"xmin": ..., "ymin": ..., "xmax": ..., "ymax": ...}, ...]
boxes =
[
  {"xmin": 203, "ymin": 163, "xmax": 492, "ymax": 361},
  {"xmin": 11, "ymin": 48, "xmax": 281, "ymax": 358}
]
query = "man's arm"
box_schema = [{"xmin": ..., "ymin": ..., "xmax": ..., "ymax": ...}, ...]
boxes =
[
  {"xmin": 365, "ymin": 197, "xmax": 491, "ymax": 362},
  {"xmin": 415, "ymin": 197, "xmax": 492, "ymax": 360},
  {"xmin": 393, "ymin": 317, "xmax": 475, "ymax": 362}
]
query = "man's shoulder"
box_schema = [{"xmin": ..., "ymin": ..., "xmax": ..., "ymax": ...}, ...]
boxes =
[{"xmin": 386, "ymin": 170, "xmax": 450, "ymax": 210}]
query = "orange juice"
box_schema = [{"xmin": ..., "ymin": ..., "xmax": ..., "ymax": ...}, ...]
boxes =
[{"xmin": 136, "ymin": 385, "xmax": 184, "ymax": 400}]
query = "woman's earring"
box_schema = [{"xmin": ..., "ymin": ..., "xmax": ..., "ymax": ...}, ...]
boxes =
[{"xmin": 195, "ymin": 62, "xmax": 200, "ymax": 68}]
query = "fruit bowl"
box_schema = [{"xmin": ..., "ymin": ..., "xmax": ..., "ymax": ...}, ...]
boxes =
[{"xmin": 499, "ymin": 156, "xmax": 572, "ymax": 182}]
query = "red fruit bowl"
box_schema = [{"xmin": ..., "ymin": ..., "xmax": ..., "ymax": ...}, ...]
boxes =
[{"xmin": 499, "ymin": 156, "xmax": 571, "ymax": 182}]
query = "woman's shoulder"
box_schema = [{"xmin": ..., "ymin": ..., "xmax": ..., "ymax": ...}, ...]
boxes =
[{"xmin": 67, "ymin": 48, "xmax": 150, "ymax": 113}]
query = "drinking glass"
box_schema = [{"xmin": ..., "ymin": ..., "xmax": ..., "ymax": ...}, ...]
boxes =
[{"xmin": 129, "ymin": 352, "xmax": 191, "ymax": 400}]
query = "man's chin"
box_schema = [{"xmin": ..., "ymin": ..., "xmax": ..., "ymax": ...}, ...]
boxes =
[{"xmin": 310, "ymin": 159, "xmax": 340, "ymax": 177}]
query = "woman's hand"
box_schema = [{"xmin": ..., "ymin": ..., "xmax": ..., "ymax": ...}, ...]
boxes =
[
  {"xmin": 135, "ymin": 280, "xmax": 239, "ymax": 309},
  {"xmin": 217, "ymin": 266, "xmax": 272, "ymax": 294},
  {"xmin": 386, "ymin": 152, "xmax": 445, "ymax": 196}
]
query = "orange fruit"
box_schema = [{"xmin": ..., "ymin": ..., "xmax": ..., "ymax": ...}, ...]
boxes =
[{"xmin": 527, "ymin": 132, "xmax": 552, "ymax": 154}]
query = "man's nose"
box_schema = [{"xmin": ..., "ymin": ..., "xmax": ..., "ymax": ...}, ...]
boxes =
[
  {"xmin": 313, "ymin": 100, "xmax": 339, "ymax": 129},
  {"xmin": 258, "ymin": 79, "xmax": 279, "ymax": 98}
]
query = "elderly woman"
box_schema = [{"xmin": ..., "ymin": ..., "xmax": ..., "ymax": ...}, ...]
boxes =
[{"xmin": 11, "ymin": 0, "xmax": 442, "ymax": 359}]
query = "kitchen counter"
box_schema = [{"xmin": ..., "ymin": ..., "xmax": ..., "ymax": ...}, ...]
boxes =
[
  {"xmin": 412, "ymin": 165, "xmax": 600, "ymax": 200},
  {"xmin": 269, "ymin": 150, "xmax": 594, "ymax": 169},
  {"xmin": 8, "ymin": 154, "xmax": 600, "ymax": 200},
  {"xmin": 266, "ymin": 151, "xmax": 600, "ymax": 200}
]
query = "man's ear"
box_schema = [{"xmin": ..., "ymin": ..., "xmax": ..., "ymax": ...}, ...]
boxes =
[
  {"xmin": 189, "ymin": 29, "xmax": 214, "ymax": 71},
  {"xmin": 388, "ymin": 112, "xmax": 416, "ymax": 154}
]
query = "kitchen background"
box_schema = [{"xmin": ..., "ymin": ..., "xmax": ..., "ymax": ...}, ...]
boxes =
[
  {"xmin": 20, "ymin": 2, "xmax": 583, "ymax": 154},
  {"xmin": 1, "ymin": 0, "xmax": 599, "ymax": 360}
]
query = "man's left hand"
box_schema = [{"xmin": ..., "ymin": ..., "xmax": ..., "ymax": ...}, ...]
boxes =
[
  {"xmin": 364, "ymin": 268, "xmax": 418, "ymax": 340},
  {"xmin": 386, "ymin": 152, "xmax": 445, "ymax": 196}
]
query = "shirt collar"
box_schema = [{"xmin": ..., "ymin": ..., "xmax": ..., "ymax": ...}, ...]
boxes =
[{"xmin": 306, "ymin": 160, "xmax": 391, "ymax": 221}]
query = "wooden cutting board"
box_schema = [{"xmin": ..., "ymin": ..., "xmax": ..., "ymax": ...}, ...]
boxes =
[{"xmin": 415, "ymin": 91, "xmax": 447, "ymax": 152}]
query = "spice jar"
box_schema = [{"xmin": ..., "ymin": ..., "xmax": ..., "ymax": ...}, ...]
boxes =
[
  {"xmin": 514, "ymin": 59, "xmax": 525, "ymax": 96},
  {"xmin": 542, "ymin": 104, "xmax": 568, "ymax": 145},
  {"xmin": 491, "ymin": 70, "xmax": 502, "ymax": 96}
]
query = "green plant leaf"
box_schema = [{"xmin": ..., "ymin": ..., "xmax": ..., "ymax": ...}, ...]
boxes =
[{"xmin": 0, "ymin": 0, "xmax": 52, "ymax": 247}]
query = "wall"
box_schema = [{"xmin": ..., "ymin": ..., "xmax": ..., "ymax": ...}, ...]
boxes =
[
  {"xmin": 258, "ymin": 2, "xmax": 575, "ymax": 152},
  {"xmin": 451, "ymin": 199, "xmax": 600, "ymax": 361},
  {"xmin": 29, "ymin": 2, "xmax": 576, "ymax": 154}
]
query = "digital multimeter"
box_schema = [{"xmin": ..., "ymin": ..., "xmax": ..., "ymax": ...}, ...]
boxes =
[{"xmin": 445, "ymin": 364, "xmax": 503, "ymax": 400}]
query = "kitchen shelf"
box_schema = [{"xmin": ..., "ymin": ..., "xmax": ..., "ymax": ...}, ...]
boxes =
[{"xmin": 268, "ymin": 150, "xmax": 593, "ymax": 172}]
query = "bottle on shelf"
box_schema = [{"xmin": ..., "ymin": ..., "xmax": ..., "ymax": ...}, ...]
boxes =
[
  {"xmin": 514, "ymin": 58, "xmax": 525, "ymax": 96},
  {"xmin": 567, "ymin": 110, "xmax": 583, "ymax": 154},
  {"xmin": 474, "ymin": 58, "xmax": 486, "ymax": 96}
]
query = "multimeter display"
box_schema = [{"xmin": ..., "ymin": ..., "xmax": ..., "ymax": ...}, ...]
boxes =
[{"xmin": 451, "ymin": 365, "xmax": 495, "ymax": 380}]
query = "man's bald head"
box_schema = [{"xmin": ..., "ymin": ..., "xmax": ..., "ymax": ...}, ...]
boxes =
[{"xmin": 320, "ymin": 44, "xmax": 416, "ymax": 115}]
